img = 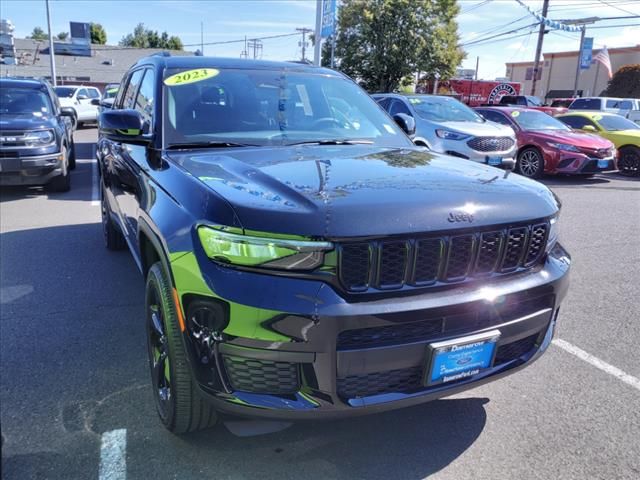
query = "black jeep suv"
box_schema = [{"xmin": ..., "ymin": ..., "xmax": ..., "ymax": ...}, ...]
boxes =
[
  {"xmin": 97, "ymin": 56, "xmax": 571, "ymax": 433},
  {"xmin": 0, "ymin": 77, "xmax": 76, "ymax": 191}
]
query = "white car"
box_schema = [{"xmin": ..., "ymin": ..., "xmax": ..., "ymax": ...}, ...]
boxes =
[
  {"xmin": 373, "ymin": 93, "xmax": 517, "ymax": 169},
  {"xmin": 54, "ymin": 85, "xmax": 101, "ymax": 126}
]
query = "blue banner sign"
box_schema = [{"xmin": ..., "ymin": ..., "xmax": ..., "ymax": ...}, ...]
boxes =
[
  {"xmin": 321, "ymin": 0, "xmax": 336, "ymax": 38},
  {"xmin": 580, "ymin": 37, "xmax": 594, "ymax": 70}
]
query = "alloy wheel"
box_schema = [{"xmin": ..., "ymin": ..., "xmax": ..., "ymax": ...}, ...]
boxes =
[
  {"xmin": 519, "ymin": 150, "xmax": 541, "ymax": 178},
  {"xmin": 147, "ymin": 287, "xmax": 173, "ymax": 418}
]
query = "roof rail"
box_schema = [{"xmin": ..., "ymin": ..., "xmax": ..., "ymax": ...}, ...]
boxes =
[{"xmin": 151, "ymin": 51, "xmax": 171, "ymax": 57}]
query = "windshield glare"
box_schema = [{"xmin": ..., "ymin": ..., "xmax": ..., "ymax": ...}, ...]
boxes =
[
  {"xmin": 408, "ymin": 96, "xmax": 484, "ymax": 123},
  {"xmin": 512, "ymin": 110, "xmax": 570, "ymax": 131},
  {"xmin": 163, "ymin": 68, "xmax": 411, "ymax": 148},
  {"xmin": 54, "ymin": 87, "xmax": 77, "ymax": 98},
  {"xmin": 598, "ymin": 115, "xmax": 639, "ymax": 131},
  {"xmin": 0, "ymin": 87, "xmax": 52, "ymax": 115}
]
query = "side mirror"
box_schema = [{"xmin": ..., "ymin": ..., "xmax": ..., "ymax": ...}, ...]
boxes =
[
  {"xmin": 582, "ymin": 125, "xmax": 597, "ymax": 132},
  {"xmin": 91, "ymin": 98, "xmax": 101, "ymax": 106},
  {"xmin": 100, "ymin": 109, "xmax": 151, "ymax": 145},
  {"xmin": 59, "ymin": 107, "xmax": 76, "ymax": 117},
  {"xmin": 392, "ymin": 113, "xmax": 416, "ymax": 137}
]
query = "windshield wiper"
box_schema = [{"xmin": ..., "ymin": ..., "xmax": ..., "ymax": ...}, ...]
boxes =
[
  {"xmin": 285, "ymin": 139, "xmax": 374, "ymax": 146},
  {"xmin": 166, "ymin": 141, "xmax": 258, "ymax": 150}
]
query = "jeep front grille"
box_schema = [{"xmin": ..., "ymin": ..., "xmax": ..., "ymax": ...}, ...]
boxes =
[
  {"xmin": 337, "ymin": 222, "xmax": 548, "ymax": 293},
  {"xmin": 467, "ymin": 136, "xmax": 515, "ymax": 152}
]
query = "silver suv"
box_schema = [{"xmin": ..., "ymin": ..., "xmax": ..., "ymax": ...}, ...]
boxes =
[{"xmin": 374, "ymin": 93, "xmax": 517, "ymax": 169}]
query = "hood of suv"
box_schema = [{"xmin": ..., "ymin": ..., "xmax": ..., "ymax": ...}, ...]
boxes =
[
  {"xmin": 169, "ymin": 146, "xmax": 558, "ymax": 237},
  {"xmin": 0, "ymin": 113, "xmax": 57, "ymax": 131},
  {"xmin": 429, "ymin": 120, "xmax": 514, "ymax": 138}
]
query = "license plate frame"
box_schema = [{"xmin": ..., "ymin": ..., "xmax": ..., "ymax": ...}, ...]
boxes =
[
  {"xmin": 597, "ymin": 159, "xmax": 610, "ymax": 169},
  {"xmin": 426, "ymin": 330, "xmax": 500, "ymax": 386}
]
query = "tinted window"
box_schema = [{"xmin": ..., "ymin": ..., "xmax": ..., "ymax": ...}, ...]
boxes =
[
  {"xmin": 77, "ymin": 88, "xmax": 89, "ymax": 99},
  {"xmin": 511, "ymin": 110, "xmax": 570, "ymax": 131},
  {"xmin": 122, "ymin": 70, "xmax": 144, "ymax": 109},
  {"xmin": 135, "ymin": 70, "xmax": 155, "ymax": 126},
  {"xmin": 550, "ymin": 99, "xmax": 572, "ymax": 108},
  {"xmin": 87, "ymin": 88, "xmax": 100, "ymax": 99},
  {"xmin": 526, "ymin": 96, "xmax": 542, "ymax": 106},
  {"xmin": 388, "ymin": 99, "xmax": 411, "ymax": 116},
  {"xmin": 598, "ymin": 115, "xmax": 640, "ymax": 131},
  {"xmin": 569, "ymin": 98, "xmax": 601, "ymax": 110},
  {"xmin": 375, "ymin": 97, "xmax": 391, "ymax": 110},
  {"xmin": 162, "ymin": 68, "xmax": 411, "ymax": 149},
  {"xmin": 54, "ymin": 87, "xmax": 77, "ymax": 98},
  {"xmin": 478, "ymin": 109, "xmax": 512, "ymax": 126},
  {"xmin": 618, "ymin": 100, "xmax": 633, "ymax": 109},
  {"xmin": 408, "ymin": 96, "xmax": 484, "ymax": 123},
  {"xmin": 558, "ymin": 115, "xmax": 594, "ymax": 129},
  {"xmin": 0, "ymin": 87, "xmax": 53, "ymax": 114}
]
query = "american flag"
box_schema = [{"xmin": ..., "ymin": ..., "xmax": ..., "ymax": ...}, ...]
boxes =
[{"xmin": 593, "ymin": 47, "xmax": 612, "ymax": 79}]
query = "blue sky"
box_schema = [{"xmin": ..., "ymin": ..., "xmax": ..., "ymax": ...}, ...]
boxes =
[{"xmin": 2, "ymin": 0, "xmax": 639, "ymax": 79}]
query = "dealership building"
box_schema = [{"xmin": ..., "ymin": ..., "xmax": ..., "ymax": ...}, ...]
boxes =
[{"xmin": 506, "ymin": 44, "xmax": 640, "ymax": 101}]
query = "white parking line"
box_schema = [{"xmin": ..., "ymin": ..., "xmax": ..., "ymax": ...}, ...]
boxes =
[
  {"xmin": 91, "ymin": 145, "xmax": 100, "ymax": 206},
  {"xmin": 98, "ymin": 429, "xmax": 127, "ymax": 480},
  {"xmin": 553, "ymin": 339, "xmax": 640, "ymax": 392}
]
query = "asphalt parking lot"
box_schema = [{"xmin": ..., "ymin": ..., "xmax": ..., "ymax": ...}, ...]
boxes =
[{"xmin": 1, "ymin": 127, "xmax": 639, "ymax": 480}]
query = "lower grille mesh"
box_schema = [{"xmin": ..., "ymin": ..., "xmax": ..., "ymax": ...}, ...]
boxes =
[
  {"xmin": 223, "ymin": 356, "xmax": 299, "ymax": 394},
  {"xmin": 337, "ymin": 367, "xmax": 423, "ymax": 399}
]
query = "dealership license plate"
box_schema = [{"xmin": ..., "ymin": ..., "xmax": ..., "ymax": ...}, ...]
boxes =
[
  {"xmin": 427, "ymin": 331, "xmax": 500, "ymax": 386},
  {"xmin": 486, "ymin": 156, "xmax": 503, "ymax": 166},
  {"xmin": 597, "ymin": 159, "xmax": 610, "ymax": 169}
]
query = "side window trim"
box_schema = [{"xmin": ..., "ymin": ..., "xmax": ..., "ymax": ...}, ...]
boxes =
[{"xmin": 120, "ymin": 69, "xmax": 145, "ymax": 110}]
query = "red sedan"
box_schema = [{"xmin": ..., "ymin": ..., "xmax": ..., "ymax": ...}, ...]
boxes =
[{"xmin": 475, "ymin": 107, "xmax": 616, "ymax": 179}]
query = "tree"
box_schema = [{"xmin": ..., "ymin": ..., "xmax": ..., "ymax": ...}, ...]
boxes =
[
  {"xmin": 603, "ymin": 64, "xmax": 640, "ymax": 98},
  {"xmin": 90, "ymin": 23, "xmax": 107, "ymax": 45},
  {"xmin": 119, "ymin": 23, "xmax": 184, "ymax": 50},
  {"xmin": 331, "ymin": 0, "xmax": 465, "ymax": 92},
  {"xmin": 56, "ymin": 32, "xmax": 69, "ymax": 41},
  {"xmin": 29, "ymin": 27, "xmax": 47, "ymax": 41}
]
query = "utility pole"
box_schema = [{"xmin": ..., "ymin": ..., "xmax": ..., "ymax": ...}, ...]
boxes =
[
  {"xmin": 200, "ymin": 22, "xmax": 204, "ymax": 56},
  {"xmin": 530, "ymin": 0, "xmax": 549, "ymax": 96},
  {"xmin": 296, "ymin": 27, "xmax": 312, "ymax": 62},
  {"xmin": 474, "ymin": 56, "xmax": 480, "ymax": 80},
  {"xmin": 313, "ymin": 0, "xmax": 322, "ymax": 65},
  {"xmin": 45, "ymin": 0, "xmax": 57, "ymax": 86},
  {"xmin": 240, "ymin": 35, "xmax": 248, "ymax": 58},
  {"xmin": 248, "ymin": 38, "xmax": 263, "ymax": 59}
]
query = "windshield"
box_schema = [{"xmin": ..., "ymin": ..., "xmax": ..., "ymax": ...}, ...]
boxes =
[
  {"xmin": 597, "ymin": 115, "xmax": 640, "ymax": 131},
  {"xmin": 511, "ymin": 110, "xmax": 570, "ymax": 131},
  {"xmin": 104, "ymin": 85, "xmax": 119, "ymax": 99},
  {"xmin": 162, "ymin": 68, "xmax": 411, "ymax": 148},
  {"xmin": 408, "ymin": 96, "xmax": 484, "ymax": 123},
  {"xmin": 0, "ymin": 87, "xmax": 52, "ymax": 115},
  {"xmin": 54, "ymin": 87, "xmax": 77, "ymax": 98}
]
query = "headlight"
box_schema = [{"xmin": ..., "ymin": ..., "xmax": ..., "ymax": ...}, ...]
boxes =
[
  {"xmin": 24, "ymin": 129, "xmax": 55, "ymax": 146},
  {"xmin": 546, "ymin": 213, "xmax": 560, "ymax": 253},
  {"xmin": 548, "ymin": 142, "xmax": 580, "ymax": 153},
  {"xmin": 435, "ymin": 129, "xmax": 470, "ymax": 141},
  {"xmin": 198, "ymin": 226, "xmax": 333, "ymax": 270}
]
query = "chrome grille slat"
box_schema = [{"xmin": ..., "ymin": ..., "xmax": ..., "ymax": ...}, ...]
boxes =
[
  {"xmin": 466, "ymin": 136, "xmax": 515, "ymax": 152},
  {"xmin": 338, "ymin": 221, "xmax": 550, "ymax": 293}
]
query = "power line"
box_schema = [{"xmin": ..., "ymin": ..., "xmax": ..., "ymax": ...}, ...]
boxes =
[
  {"xmin": 598, "ymin": 0, "xmax": 638, "ymax": 16},
  {"xmin": 461, "ymin": 22, "xmax": 538, "ymax": 47}
]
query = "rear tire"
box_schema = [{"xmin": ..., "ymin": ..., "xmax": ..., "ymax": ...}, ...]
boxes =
[
  {"xmin": 618, "ymin": 146, "xmax": 640, "ymax": 177},
  {"xmin": 101, "ymin": 181, "xmax": 126, "ymax": 250},
  {"xmin": 517, "ymin": 147, "xmax": 544, "ymax": 179},
  {"xmin": 145, "ymin": 262, "xmax": 218, "ymax": 434}
]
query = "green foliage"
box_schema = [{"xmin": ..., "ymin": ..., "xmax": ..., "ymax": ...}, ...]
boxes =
[
  {"xmin": 332, "ymin": 0, "xmax": 465, "ymax": 92},
  {"xmin": 90, "ymin": 23, "xmax": 107, "ymax": 45},
  {"xmin": 604, "ymin": 64, "xmax": 640, "ymax": 98},
  {"xmin": 119, "ymin": 23, "xmax": 184, "ymax": 50},
  {"xmin": 29, "ymin": 27, "xmax": 47, "ymax": 41},
  {"xmin": 56, "ymin": 32, "xmax": 69, "ymax": 41}
]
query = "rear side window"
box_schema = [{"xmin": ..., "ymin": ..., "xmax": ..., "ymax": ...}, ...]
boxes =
[
  {"xmin": 121, "ymin": 70, "xmax": 144, "ymax": 109},
  {"xmin": 570, "ymin": 98, "xmax": 601, "ymax": 110},
  {"xmin": 558, "ymin": 115, "xmax": 596, "ymax": 129},
  {"xmin": 87, "ymin": 88, "xmax": 100, "ymax": 99}
]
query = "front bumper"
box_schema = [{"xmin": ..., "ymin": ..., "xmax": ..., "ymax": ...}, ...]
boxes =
[
  {"xmin": 0, "ymin": 151, "xmax": 64, "ymax": 186},
  {"xmin": 172, "ymin": 242, "xmax": 570, "ymax": 420},
  {"xmin": 431, "ymin": 138, "xmax": 516, "ymax": 170},
  {"xmin": 551, "ymin": 152, "xmax": 615, "ymax": 175}
]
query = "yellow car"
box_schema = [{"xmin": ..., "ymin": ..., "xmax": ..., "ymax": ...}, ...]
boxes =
[{"xmin": 557, "ymin": 112, "xmax": 640, "ymax": 176}]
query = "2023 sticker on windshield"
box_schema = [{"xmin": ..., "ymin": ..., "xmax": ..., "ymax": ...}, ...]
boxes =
[{"xmin": 164, "ymin": 68, "xmax": 220, "ymax": 86}]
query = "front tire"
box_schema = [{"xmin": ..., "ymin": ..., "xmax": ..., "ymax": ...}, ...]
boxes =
[
  {"xmin": 618, "ymin": 146, "xmax": 640, "ymax": 177},
  {"xmin": 47, "ymin": 145, "xmax": 70, "ymax": 192},
  {"xmin": 145, "ymin": 263, "xmax": 218, "ymax": 433},
  {"xmin": 68, "ymin": 141, "xmax": 76, "ymax": 170},
  {"xmin": 517, "ymin": 147, "xmax": 544, "ymax": 179}
]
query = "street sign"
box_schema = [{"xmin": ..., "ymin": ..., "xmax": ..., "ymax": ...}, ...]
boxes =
[
  {"xmin": 580, "ymin": 37, "xmax": 593, "ymax": 70},
  {"xmin": 321, "ymin": 0, "xmax": 336, "ymax": 38}
]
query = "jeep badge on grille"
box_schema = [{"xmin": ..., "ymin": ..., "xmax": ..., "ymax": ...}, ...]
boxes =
[{"xmin": 448, "ymin": 212, "xmax": 474, "ymax": 223}]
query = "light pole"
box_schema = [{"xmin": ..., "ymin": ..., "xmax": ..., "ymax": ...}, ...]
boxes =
[
  {"xmin": 45, "ymin": 0, "xmax": 57, "ymax": 86},
  {"xmin": 561, "ymin": 17, "xmax": 599, "ymax": 97}
]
